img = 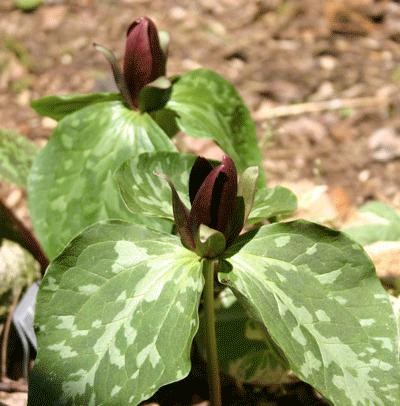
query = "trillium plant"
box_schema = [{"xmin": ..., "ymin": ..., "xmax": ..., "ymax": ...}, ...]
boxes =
[{"xmin": 20, "ymin": 15, "xmax": 399, "ymax": 406}]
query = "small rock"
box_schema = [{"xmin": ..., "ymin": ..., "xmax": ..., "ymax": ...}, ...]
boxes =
[
  {"xmin": 40, "ymin": 5, "xmax": 68, "ymax": 31},
  {"xmin": 319, "ymin": 55, "xmax": 337, "ymax": 71},
  {"xmin": 60, "ymin": 53, "xmax": 73, "ymax": 65},
  {"xmin": 368, "ymin": 127, "xmax": 400, "ymax": 161},
  {"xmin": 42, "ymin": 117, "xmax": 58, "ymax": 130},
  {"xmin": 278, "ymin": 180, "xmax": 339, "ymax": 223},
  {"xmin": 281, "ymin": 117, "xmax": 328, "ymax": 144},
  {"xmin": 4, "ymin": 187, "xmax": 22, "ymax": 208},
  {"xmin": 16, "ymin": 89, "xmax": 31, "ymax": 107},
  {"xmin": 330, "ymin": 120, "xmax": 358, "ymax": 142},
  {"xmin": 169, "ymin": 6, "xmax": 187, "ymax": 20},
  {"xmin": 358, "ymin": 169, "xmax": 370, "ymax": 183},
  {"xmin": 309, "ymin": 81, "xmax": 335, "ymax": 102},
  {"xmin": 182, "ymin": 59, "xmax": 202, "ymax": 70},
  {"xmin": 267, "ymin": 79, "xmax": 303, "ymax": 104},
  {"xmin": 9, "ymin": 56, "xmax": 29, "ymax": 83},
  {"xmin": 329, "ymin": 187, "xmax": 351, "ymax": 219}
]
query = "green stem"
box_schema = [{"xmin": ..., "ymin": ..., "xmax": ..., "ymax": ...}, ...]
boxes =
[{"xmin": 202, "ymin": 258, "xmax": 221, "ymax": 406}]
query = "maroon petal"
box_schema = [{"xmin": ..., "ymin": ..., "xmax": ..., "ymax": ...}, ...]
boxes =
[
  {"xmin": 189, "ymin": 156, "xmax": 213, "ymax": 205},
  {"xmin": 189, "ymin": 162, "xmax": 221, "ymax": 239},
  {"xmin": 153, "ymin": 172, "xmax": 195, "ymax": 251},
  {"xmin": 212, "ymin": 155, "xmax": 238, "ymax": 238}
]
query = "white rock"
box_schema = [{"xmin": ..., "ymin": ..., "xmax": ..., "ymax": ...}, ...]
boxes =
[{"xmin": 368, "ymin": 127, "xmax": 400, "ymax": 161}]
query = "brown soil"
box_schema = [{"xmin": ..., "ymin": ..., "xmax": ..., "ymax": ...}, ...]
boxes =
[
  {"xmin": 1, "ymin": 0, "xmax": 400, "ymax": 405},
  {"xmin": 3, "ymin": 0, "xmax": 400, "ymax": 209}
]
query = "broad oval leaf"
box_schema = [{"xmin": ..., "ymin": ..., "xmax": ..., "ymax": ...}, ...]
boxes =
[
  {"xmin": 166, "ymin": 69, "xmax": 266, "ymax": 187},
  {"xmin": 28, "ymin": 220, "xmax": 202, "ymax": 406},
  {"xmin": 218, "ymin": 220, "xmax": 400, "ymax": 406},
  {"xmin": 28, "ymin": 101, "xmax": 176, "ymax": 260},
  {"xmin": 115, "ymin": 151, "xmax": 295, "ymax": 223}
]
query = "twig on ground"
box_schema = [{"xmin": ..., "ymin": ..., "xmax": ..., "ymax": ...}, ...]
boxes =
[{"xmin": 253, "ymin": 95, "xmax": 390, "ymax": 121}]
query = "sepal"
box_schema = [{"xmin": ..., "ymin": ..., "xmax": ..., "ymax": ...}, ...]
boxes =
[
  {"xmin": 195, "ymin": 224, "xmax": 226, "ymax": 259},
  {"xmin": 153, "ymin": 171, "xmax": 195, "ymax": 251},
  {"xmin": 139, "ymin": 76, "xmax": 172, "ymax": 113},
  {"xmin": 94, "ymin": 43, "xmax": 135, "ymax": 109},
  {"xmin": 238, "ymin": 165, "xmax": 259, "ymax": 225}
]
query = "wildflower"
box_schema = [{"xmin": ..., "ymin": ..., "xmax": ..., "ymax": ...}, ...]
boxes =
[
  {"xmin": 95, "ymin": 16, "xmax": 170, "ymax": 111},
  {"xmin": 123, "ymin": 17, "xmax": 167, "ymax": 109},
  {"xmin": 155, "ymin": 155, "xmax": 258, "ymax": 258}
]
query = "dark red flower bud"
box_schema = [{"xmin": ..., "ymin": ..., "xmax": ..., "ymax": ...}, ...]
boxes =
[
  {"xmin": 95, "ymin": 16, "xmax": 170, "ymax": 111},
  {"xmin": 155, "ymin": 155, "xmax": 259, "ymax": 258},
  {"xmin": 189, "ymin": 155, "xmax": 239, "ymax": 246},
  {"xmin": 123, "ymin": 17, "xmax": 167, "ymax": 109}
]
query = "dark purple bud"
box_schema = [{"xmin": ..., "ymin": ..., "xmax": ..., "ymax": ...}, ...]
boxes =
[
  {"xmin": 156, "ymin": 155, "xmax": 257, "ymax": 258},
  {"xmin": 123, "ymin": 17, "xmax": 166, "ymax": 109},
  {"xmin": 189, "ymin": 156, "xmax": 213, "ymax": 205},
  {"xmin": 190, "ymin": 155, "xmax": 238, "ymax": 245}
]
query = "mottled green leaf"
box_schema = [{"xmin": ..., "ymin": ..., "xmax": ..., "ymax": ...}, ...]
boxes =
[
  {"xmin": 148, "ymin": 108, "xmax": 180, "ymax": 138},
  {"xmin": 29, "ymin": 220, "xmax": 202, "ymax": 406},
  {"xmin": 218, "ymin": 220, "xmax": 400, "ymax": 406},
  {"xmin": 0, "ymin": 128, "xmax": 39, "ymax": 188},
  {"xmin": 166, "ymin": 69, "xmax": 266, "ymax": 187},
  {"xmin": 28, "ymin": 101, "xmax": 176, "ymax": 260},
  {"xmin": 343, "ymin": 201, "xmax": 400, "ymax": 246},
  {"xmin": 31, "ymin": 93, "xmax": 123, "ymax": 121},
  {"xmin": 115, "ymin": 152, "xmax": 199, "ymax": 221},
  {"xmin": 115, "ymin": 152, "xmax": 294, "ymax": 222},
  {"xmin": 246, "ymin": 186, "xmax": 297, "ymax": 225}
]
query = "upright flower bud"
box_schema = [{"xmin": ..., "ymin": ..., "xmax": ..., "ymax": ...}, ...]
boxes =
[
  {"xmin": 95, "ymin": 16, "xmax": 170, "ymax": 112},
  {"xmin": 155, "ymin": 155, "xmax": 259, "ymax": 259},
  {"xmin": 123, "ymin": 17, "xmax": 167, "ymax": 109}
]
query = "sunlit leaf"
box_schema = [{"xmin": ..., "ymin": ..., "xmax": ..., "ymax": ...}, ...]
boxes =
[
  {"xmin": 166, "ymin": 69, "xmax": 266, "ymax": 187},
  {"xmin": 29, "ymin": 220, "xmax": 201, "ymax": 406},
  {"xmin": 218, "ymin": 220, "xmax": 400, "ymax": 406},
  {"xmin": 115, "ymin": 152, "xmax": 295, "ymax": 223},
  {"xmin": 28, "ymin": 101, "xmax": 176, "ymax": 260}
]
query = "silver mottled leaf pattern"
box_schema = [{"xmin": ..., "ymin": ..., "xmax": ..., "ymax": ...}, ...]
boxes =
[
  {"xmin": 219, "ymin": 220, "xmax": 400, "ymax": 406},
  {"xmin": 29, "ymin": 220, "xmax": 202, "ymax": 406}
]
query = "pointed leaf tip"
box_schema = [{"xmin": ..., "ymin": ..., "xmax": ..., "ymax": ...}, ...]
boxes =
[
  {"xmin": 94, "ymin": 43, "xmax": 135, "ymax": 109},
  {"xmin": 195, "ymin": 224, "xmax": 226, "ymax": 259}
]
